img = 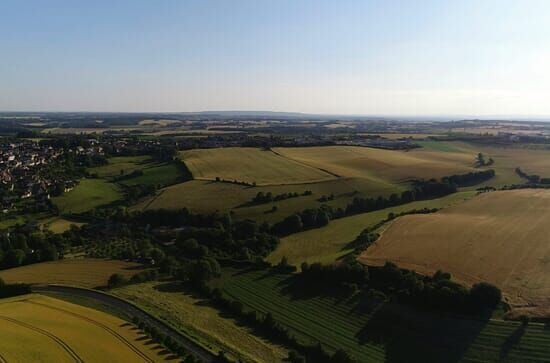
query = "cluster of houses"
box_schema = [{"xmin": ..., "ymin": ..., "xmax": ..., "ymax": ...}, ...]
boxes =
[{"xmin": 0, "ymin": 140, "xmax": 100, "ymax": 213}]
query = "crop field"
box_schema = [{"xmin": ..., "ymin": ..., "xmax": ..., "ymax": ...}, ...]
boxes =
[
  {"xmin": 218, "ymin": 268, "xmax": 550, "ymax": 362},
  {"xmin": 0, "ymin": 294, "xmax": 164, "ymax": 362},
  {"xmin": 52, "ymin": 178, "xmax": 122, "ymax": 214},
  {"xmin": 273, "ymin": 145, "xmax": 477, "ymax": 183},
  {"xmin": 112, "ymin": 282, "xmax": 287, "ymax": 363},
  {"xmin": 134, "ymin": 178, "xmax": 403, "ymax": 223},
  {"xmin": 0, "ymin": 258, "xmax": 143, "ymax": 288},
  {"xmin": 179, "ymin": 147, "xmax": 336, "ymax": 185},
  {"xmin": 360, "ymin": 189, "xmax": 550, "ymax": 312},
  {"xmin": 89, "ymin": 156, "xmax": 185, "ymax": 187},
  {"xmin": 267, "ymin": 191, "xmax": 477, "ymax": 266}
]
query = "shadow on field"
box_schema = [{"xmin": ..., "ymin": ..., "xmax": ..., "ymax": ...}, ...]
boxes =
[{"xmin": 356, "ymin": 303, "xmax": 491, "ymax": 363}]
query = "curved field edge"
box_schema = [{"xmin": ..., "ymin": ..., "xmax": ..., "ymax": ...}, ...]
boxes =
[
  {"xmin": 268, "ymin": 191, "xmax": 477, "ymax": 266},
  {"xmin": 0, "ymin": 294, "xmax": 163, "ymax": 362},
  {"xmin": 112, "ymin": 281, "xmax": 288, "ymax": 363},
  {"xmin": 359, "ymin": 189, "xmax": 550, "ymax": 313}
]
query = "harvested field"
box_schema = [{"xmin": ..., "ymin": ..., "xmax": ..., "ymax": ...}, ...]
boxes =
[
  {"xmin": 273, "ymin": 146, "xmax": 476, "ymax": 183},
  {"xmin": 268, "ymin": 191, "xmax": 476, "ymax": 266},
  {"xmin": 179, "ymin": 147, "xmax": 336, "ymax": 185},
  {"xmin": 359, "ymin": 189, "xmax": 550, "ymax": 312},
  {"xmin": 0, "ymin": 258, "xmax": 143, "ymax": 288},
  {"xmin": 0, "ymin": 294, "xmax": 164, "ymax": 362}
]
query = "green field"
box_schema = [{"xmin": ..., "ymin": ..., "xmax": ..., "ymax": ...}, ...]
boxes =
[
  {"xmin": 112, "ymin": 282, "xmax": 287, "ymax": 363},
  {"xmin": 134, "ymin": 178, "xmax": 404, "ymax": 224},
  {"xmin": 0, "ymin": 294, "xmax": 164, "ymax": 362},
  {"xmin": 179, "ymin": 147, "xmax": 336, "ymax": 185},
  {"xmin": 52, "ymin": 178, "xmax": 122, "ymax": 214},
  {"xmin": 218, "ymin": 268, "xmax": 550, "ymax": 362},
  {"xmin": 89, "ymin": 155, "xmax": 185, "ymax": 187}
]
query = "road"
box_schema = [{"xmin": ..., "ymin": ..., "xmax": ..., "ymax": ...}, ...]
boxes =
[{"xmin": 32, "ymin": 285, "xmax": 216, "ymax": 363}]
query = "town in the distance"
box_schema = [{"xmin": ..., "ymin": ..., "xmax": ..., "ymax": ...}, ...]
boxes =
[{"xmin": 1, "ymin": 112, "xmax": 550, "ymax": 362}]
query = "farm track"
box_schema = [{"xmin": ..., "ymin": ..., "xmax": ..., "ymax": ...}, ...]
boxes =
[
  {"xmin": 0, "ymin": 353, "xmax": 6, "ymax": 363},
  {"xmin": 25, "ymin": 300, "xmax": 154, "ymax": 363},
  {"xmin": 32, "ymin": 285, "xmax": 216, "ymax": 362},
  {"xmin": 0, "ymin": 315, "xmax": 83, "ymax": 363}
]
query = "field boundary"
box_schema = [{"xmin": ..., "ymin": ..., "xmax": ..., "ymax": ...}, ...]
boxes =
[
  {"xmin": 25, "ymin": 300, "xmax": 154, "ymax": 363},
  {"xmin": 32, "ymin": 284, "xmax": 216, "ymax": 362}
]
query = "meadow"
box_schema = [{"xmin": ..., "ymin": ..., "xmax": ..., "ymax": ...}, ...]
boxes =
[
  {"xmin": 0, "ymin": 258, "xmax": 142, "ymax": 288},
  {"xmin": 267, "ymin": 191, "xmax": 477, "ymax": 266},
  {"xmin": 360, "ymin": 189, "xmax": 550, "ymax": 314},
  {"xmin": 89, "ymin": 155, "xmax": 186, "ymax": 187},
  {"xmin": 0, "ymin": 294, "xmax": 164, "ymax": 362},
  {"xmin": 218, "ymin": 268, "xmax": 550, "ymax": 362},
  {"xmin": 179, "ymin": 147, "xmax": 336, "ymax": 185},
  {"xmin": 52, "ymin": 178, "xmax": 122, "ymax": 214},
  {"xmin": 112, "ymin": 281, "xmax": 287, "ymax": 363}
]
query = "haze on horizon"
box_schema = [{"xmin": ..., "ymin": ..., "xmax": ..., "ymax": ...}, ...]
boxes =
[{"xmin": 1, "ymin": 0, "xmax": 550, "ymax": 117}]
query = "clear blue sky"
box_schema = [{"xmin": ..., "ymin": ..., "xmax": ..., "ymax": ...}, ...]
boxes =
[{"xmin": 1, "ymin": 0, "xmax": 550, "ymax": 116}]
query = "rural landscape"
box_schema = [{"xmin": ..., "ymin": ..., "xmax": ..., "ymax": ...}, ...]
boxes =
[
  {"xmin": 3, "ymin": 1, "xmax": 550, "ymax": 362},
  {"xmin": 3, "ymin": 111, "xmax": 550, "ymax": 362}
]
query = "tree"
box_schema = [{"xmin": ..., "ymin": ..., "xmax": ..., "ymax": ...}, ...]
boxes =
[
  {"xmin": 149, "ymin": 248, "xmax": 165, "ymax": 264},
  {"xmin": 6, "ymin": 249, "xmax": 26, "ymax": 267},
  {"xmin": 469, "ymin": 282, "xmax": 501, "ymax": 310},
  {"xmin": 108, "ymin": 273, "xmax": 126, "ymax": 288}
]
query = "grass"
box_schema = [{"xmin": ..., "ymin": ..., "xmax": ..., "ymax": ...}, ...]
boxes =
[
  {"xmin": 112, "ymin": 281, "xmax": 287, "ymax": 363},
  {"xmin": 89, "ymin": 155, "xmax": 186, "ymax": 187},
  {"xmin": 0, "ymin": 258, "xmax": 143, "ymax": 288},
  {"xmin": 52, "ymin": 178, "xmax": 122, "ymax": 214},
  {"xmin": 267, "ymin": 191, "xmax": 477, "ymax": 266},
  {"xmin": 0, "ymin": 294, "xmax": 165, "ymax": 362},
  {"xmin": 360, "ymin": 189, "xmax": 550, "ymax": 315},
  {"xmin": 179, "ymin": 147, "xmax": 336, "ymax": 185},
  {"xmin": 217, "ymin": 267, "xmax": 550, "ymax": 362},
  {"xmin": 134, "ymin": 178, "xmax": 404, "ymax": 224}
]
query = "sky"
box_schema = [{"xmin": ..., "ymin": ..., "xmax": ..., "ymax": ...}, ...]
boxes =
[{"xmin": 1, "ymin": 0, "xmax": 550, "ymax": 116}]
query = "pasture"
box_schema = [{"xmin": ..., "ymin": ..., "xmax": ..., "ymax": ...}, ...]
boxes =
[
  {"xmin": 360, "ymin": 189, "xmax": 550, "ymax": 313},
  {"xmin": 267, "ymin": 191, "xmax": 477, "ymax": 266},
  {"xmin": 0, "ymin": 258, "xmax": 143, "ymax": 288},
  {"xmin": 219, "ymin": 268, "xmax": 550, "ymax": 362},
  {"xmin": 0, "ymin": 294, "xmax": 164, "ymax": 362},
  {"xmin": 113, "ymin": 282, "xmax": 287, "ymax": 363},
  {"xmin": 89, "ymin": 156, "xmax": 185, "ymax": 187},
  {"xmin": 52, "ymin": 178, "xmax": 122, "ymax": 214},
  {"xmin": 134, "ymin": 178, "xmax": 403, "ymax": 224},
  {"xmin": 179, "ymin": 147, "xmax": 336, "ymax": 185}
]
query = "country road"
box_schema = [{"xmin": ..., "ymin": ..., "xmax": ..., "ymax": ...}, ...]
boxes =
[{"xmin": 32, "ymin": 285, "xmax": 216, "ymax": 363}]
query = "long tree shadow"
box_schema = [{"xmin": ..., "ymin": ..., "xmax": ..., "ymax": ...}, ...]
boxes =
[
  {"xmin": 499, "ymin": 322, "xmax": 527, "ymax": 360},
  {"xmin": 356, "ymin": 303, "xmax": 491, "ymax": 363}
]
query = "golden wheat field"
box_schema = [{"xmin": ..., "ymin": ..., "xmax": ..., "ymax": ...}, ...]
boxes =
[
  {"xmin": 179, "ymin": 148, "xmax": 335, "ymax": 185},
  {"xmin": 359, "ymin": 189, "xmax": 550, "ymax": 310},
  {"xmin": 0, "ymin": 294, "xmax": 164, "ymax": 362},
  {"xmin": 272, "ymin": 146, "xmax": 477, "ymax": 183}
]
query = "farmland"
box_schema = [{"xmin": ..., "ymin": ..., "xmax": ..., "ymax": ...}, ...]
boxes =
[
  {"xmin": 89, "ymin": 156, "xmax": 186, "ymax": 187},
  {"xmin": 179, "ymin": 147, "xmax": 336, "ymax": 185},
  {"xmin": 273, "ymin": 145, "xmax": 477, "ymax": 183},
  {"xmin": 112, "ymin": 281, "xmax": 287, "ymax": 363},
  {"xmin": 52, "ymin": 178, "xmax": 122, "ymax": 214},
  {"xmin": 359, "ymin": 189, "xmax": 550, "ymax": 313},
  {"xmin": 218, "ymin": 268, "xmax": 550, "ymax": 362},
  {"xmin": 0, "ymin": 259, "xmax": 143, "ymax": 288},
  {"xmin": 267, "ymin": 191, "xmax": 477, "ymax": 266},
  {"xmin": 134, "ymin": 177, "xmax": 403, "ymax": 223},
  {"xmin": 0, "ymin": 294, "xmax": 164, "ymax": 362}
]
